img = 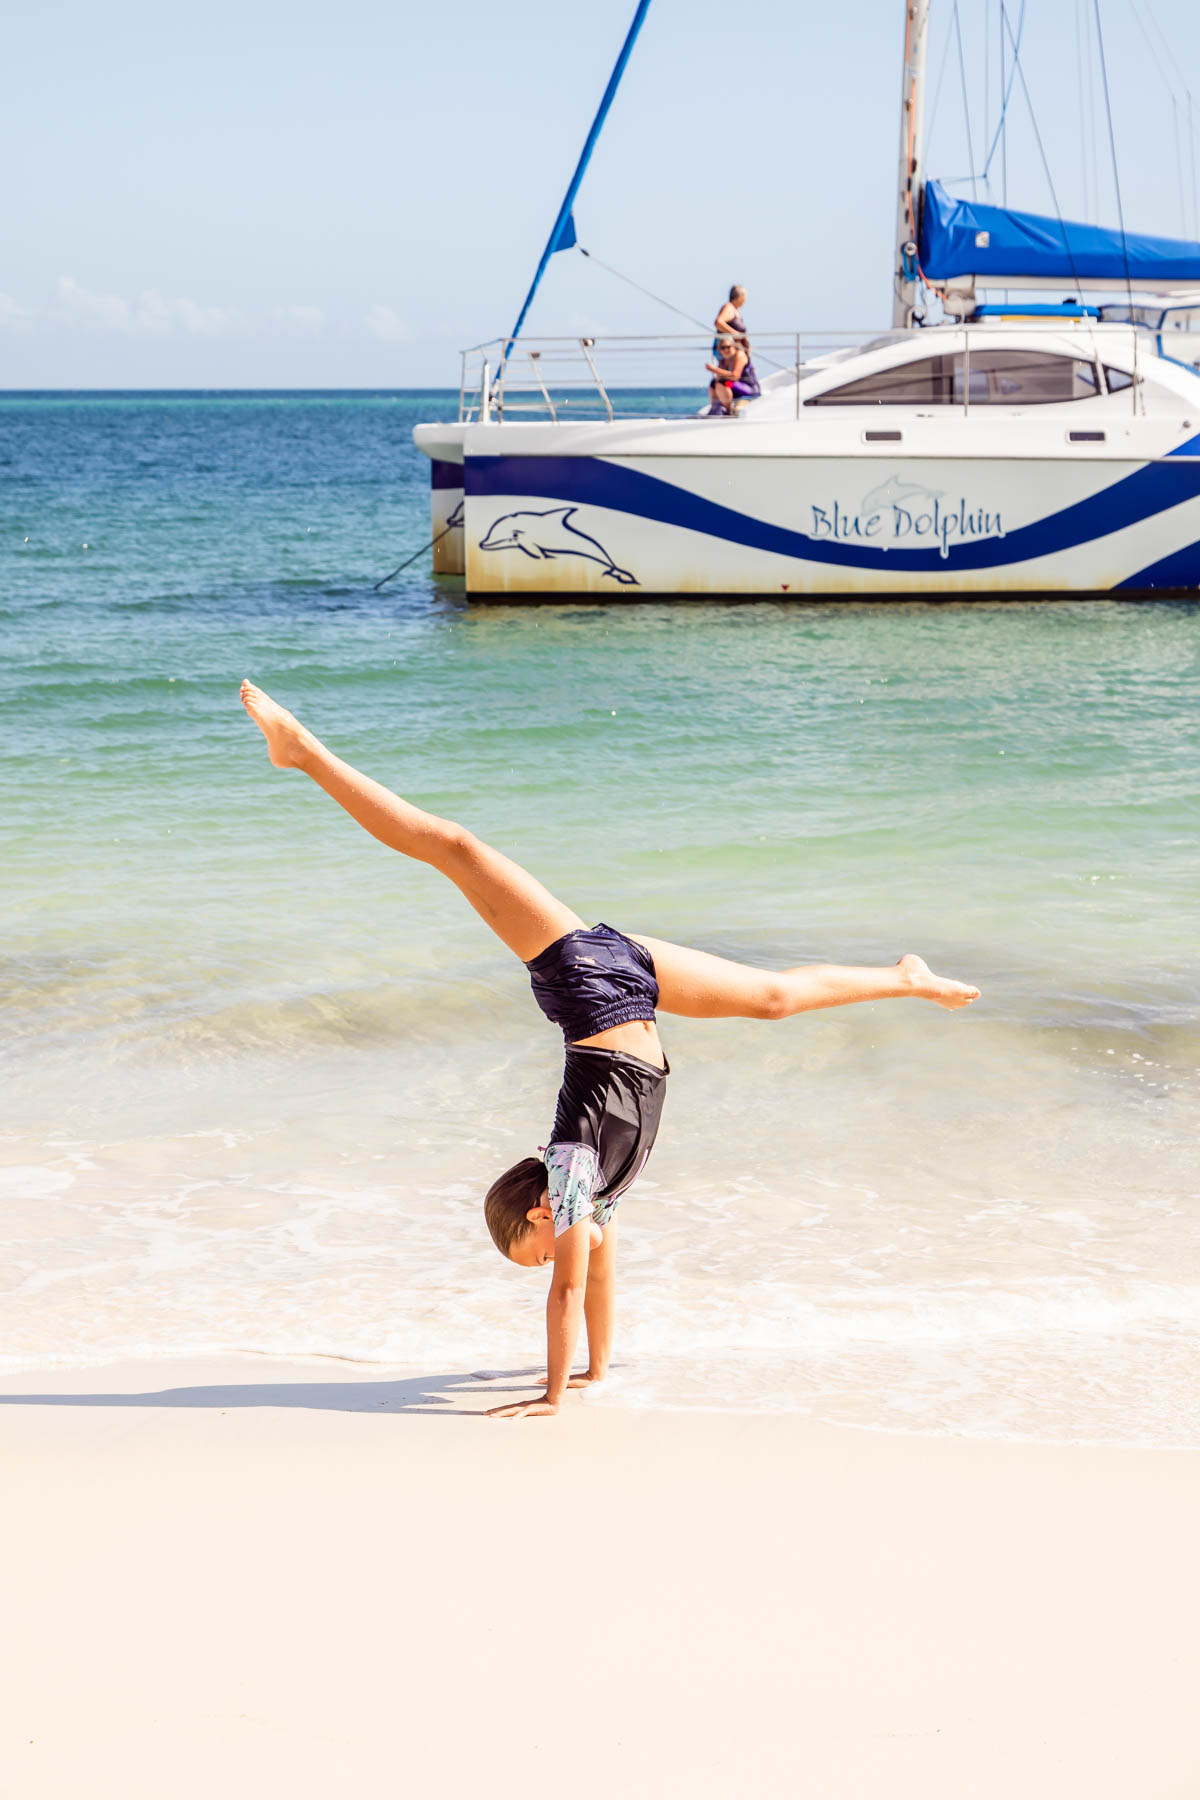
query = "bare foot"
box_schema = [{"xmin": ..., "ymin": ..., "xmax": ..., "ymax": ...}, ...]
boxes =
[
  {"xmin": 897, "ymin": 953, "xmax": 980, "ymax": 1010},
  {"xmin": 238, "ymin": 680, "xmax": 313, "ymax": 770}
]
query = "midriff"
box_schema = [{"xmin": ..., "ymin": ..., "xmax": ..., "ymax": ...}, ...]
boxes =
[{"xmin": 572, "ymin": 1017, "xmax": 665, "ymax": 1069}]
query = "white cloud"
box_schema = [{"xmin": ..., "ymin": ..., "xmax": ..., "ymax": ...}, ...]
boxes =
[
  {"xmin": 364, "ymin": 303, "xmax": 409, "ymax": 342},
  {"xmin": 271, "ymin": 304, "xmax": 325, "ymax": 331},
  {"xmin": 55, "ymin": 275, "xmax": 131, "ymax": 330},
  {"xmin": 0, "ymin": 293, "xmax": 33, "ymax": 329},
  {"xmin": 53, "ymin": 276, "xmax": 234, "ymax": 335},
  {"xmin": 133, "ymin": 288, "xmax": 173, "ymax": 334},
  {"xmin": 166, "ymin": 294, "xmax": 234, "ymax": 334}
]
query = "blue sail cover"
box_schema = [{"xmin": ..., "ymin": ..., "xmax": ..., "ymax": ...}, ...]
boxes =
[{"xmin": 920, "ymin": 178, "xmax": 1200, "ymax": 284}]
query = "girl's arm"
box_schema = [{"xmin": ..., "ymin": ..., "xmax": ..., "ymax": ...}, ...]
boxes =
[
  {"xmin": 544, "ymin": 1221, "xmax": 591, "ymax": 1405},
  {"xmin": 572, "ymin": 1217, "xmax": 617, "ymax": 1386},
  {"xmin": 488, "ymin": 1220, "xmax": 592, "ymax": 1419}
]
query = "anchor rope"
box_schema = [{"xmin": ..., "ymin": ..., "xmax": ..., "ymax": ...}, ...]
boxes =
[{"xmin": 375, "ymin": 516, "xmax": 457, "ymax": 591}]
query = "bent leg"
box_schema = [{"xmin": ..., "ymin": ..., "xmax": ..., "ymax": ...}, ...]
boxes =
[
  {"xmin": 240, "ymin": 681, "xmax": 583, "ymax": 961},
  {"xmin": 630, "ymin": 935, "xmax": 979, "ymax": 1017}
]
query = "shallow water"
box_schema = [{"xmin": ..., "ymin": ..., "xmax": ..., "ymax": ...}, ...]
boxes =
[{"xmin": 2, "ymin": 391, "xmax": 1199, "ymax": 1443}]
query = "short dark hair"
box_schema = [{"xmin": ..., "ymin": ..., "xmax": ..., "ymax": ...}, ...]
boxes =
[
  {"xmin": 730, "ymin": 284, "xmax": 745, "ymax": 300},
  {"xmin": 484, "ymin": 1157, "xmax": 546, "ymax": 1259}
]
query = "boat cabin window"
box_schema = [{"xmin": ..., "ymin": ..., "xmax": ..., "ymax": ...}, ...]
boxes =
[
  {"xmin": 1103, "ymin": 366, "xmax": 1135, "ymax": 392},
  {"xmin": 806, "ymin": 356, "xmax": 957, "ymax": 405},
  {"xmin": 955, "ymin": 351, "xmax": 1101, "ymax": 405},
  {"xmin": 807, "ymin": 349, "xmax": 1102, "ymax": 406}
]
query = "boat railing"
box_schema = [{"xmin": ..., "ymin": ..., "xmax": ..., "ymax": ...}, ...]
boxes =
[
  {"xmin": 458, "ymin": 332, "xmax": 865, "ymax": 424},
  {"xmin": 457, "ymin": 318, "xmax": 1180, "ymax": 424}
]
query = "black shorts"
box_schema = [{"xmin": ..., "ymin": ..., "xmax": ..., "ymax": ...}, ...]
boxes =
[{"xmin": 526, "ymin": 923, "xmax": 658, "ymax": 1043}]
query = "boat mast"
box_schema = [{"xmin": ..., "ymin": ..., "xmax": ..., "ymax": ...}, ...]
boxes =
[{"xmin": 893, "ymin": 0, "xmax": 931, "ymax": 326}]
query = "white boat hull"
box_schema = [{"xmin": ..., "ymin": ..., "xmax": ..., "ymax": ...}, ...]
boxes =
[
  {"xmin": 425, "ymin": 450, "xmax": 1200, "ymax": 599},
  {"xmin": 429, "ymin": 460, "xmax": 465, "ymax": 574},
  {"xmin": 414, "ymin": 329, "xmax": 1200, "ymax": 598}
]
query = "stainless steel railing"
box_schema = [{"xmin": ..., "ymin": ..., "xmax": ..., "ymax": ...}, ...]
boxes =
[
  {"xmin": 456, "ymin": 317, "xmax": 1192, "ymax": 423},
  {"xmin": 458, "ymin": 332, "xmax": 836, "ymax": 424}
]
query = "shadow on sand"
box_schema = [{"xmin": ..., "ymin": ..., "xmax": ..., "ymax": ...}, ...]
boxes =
[{"xmin": 0, "ymin": 1367, "xmax": 545, "ymax": 1419}]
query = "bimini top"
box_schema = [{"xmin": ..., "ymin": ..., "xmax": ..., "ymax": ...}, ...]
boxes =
[{"xmin": 920, "ymin": 178, "xmax": 1200, "ymax": 286}]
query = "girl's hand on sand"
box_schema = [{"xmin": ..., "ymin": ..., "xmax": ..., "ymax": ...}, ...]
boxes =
[{"xmin": 486, "ymin": 1394, "xmax": 561, "ymax": 1420}]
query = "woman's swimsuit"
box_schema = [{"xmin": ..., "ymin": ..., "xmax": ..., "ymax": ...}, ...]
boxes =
[
  {"xmin": 713, "ymin": 307, "xmax": 746, "ymax": 355},
  {"xmin": 709, "ymin": 312, "xmax": 759, "ymax": 408},
  {"xmin": 525, "ymin": 924, "xmax": 668, "ymax": 1236}
]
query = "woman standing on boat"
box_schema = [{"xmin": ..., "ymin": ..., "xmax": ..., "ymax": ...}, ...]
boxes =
[{"xmin": 713, "ymin": 283, "xmax": 748, "ymax": 347}]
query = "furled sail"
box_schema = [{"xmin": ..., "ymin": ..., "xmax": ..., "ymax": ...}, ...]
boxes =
[
  {"xmin": 506, "ymin": 0, "xmax": 652, "ymax": 349},
  {"xmin": 919, "ymin": 178, "xmax": 1200, "ymax": 285}
]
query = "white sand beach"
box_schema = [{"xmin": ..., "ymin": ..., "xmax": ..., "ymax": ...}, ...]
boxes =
[{"xmin": 2, "ymin": 1357, "xmax": 1198, "ymax": 1799}]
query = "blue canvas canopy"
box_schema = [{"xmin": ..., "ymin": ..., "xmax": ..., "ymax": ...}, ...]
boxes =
[{"xmin": 919, "ymin": 178, "xmax": 1200, "ymax": 285}]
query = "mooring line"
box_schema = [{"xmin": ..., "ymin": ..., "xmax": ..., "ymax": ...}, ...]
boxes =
[{"xmin": 375, "ymin": 515, "xmax": 458, "ymax": 591}]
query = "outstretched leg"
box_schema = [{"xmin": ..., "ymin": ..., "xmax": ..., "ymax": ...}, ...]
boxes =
[
  {"xmin": 240, "ymin": 681, "xmax": 583, "ymax": 962},
  {"xmin": 631, "ymin": 935, "xmax": 979, "ymax": 1018}
]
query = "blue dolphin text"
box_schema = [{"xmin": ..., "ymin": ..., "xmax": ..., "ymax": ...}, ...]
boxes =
[{"xmin": 809, "ymin": 499, "xmax": 1005, "ymax": 560}]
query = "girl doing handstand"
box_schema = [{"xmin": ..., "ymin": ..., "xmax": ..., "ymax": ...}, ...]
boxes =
[{"xmin": 240, "ymin": 681, "xmax": 979, "ymax": 1420}]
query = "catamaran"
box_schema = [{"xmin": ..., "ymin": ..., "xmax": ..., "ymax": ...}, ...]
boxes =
[{"xmin": 413, "ymin": 0, "xmax": 1200, "ymax": 598}]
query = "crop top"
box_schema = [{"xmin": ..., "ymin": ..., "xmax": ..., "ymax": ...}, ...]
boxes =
[{"xmin": 541, "ymin": 1044, "xmax": 668, "ymax": 1237}]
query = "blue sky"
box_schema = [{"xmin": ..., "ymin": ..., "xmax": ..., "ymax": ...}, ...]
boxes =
[{"xmin": 4, "ymin": 0, "xmax": 1200, "ymax": 386}]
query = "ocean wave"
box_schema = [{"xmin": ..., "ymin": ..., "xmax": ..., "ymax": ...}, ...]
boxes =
[{"xmin": 3, "ymin": 937, "xmax": 1199, "ymax": 1062}]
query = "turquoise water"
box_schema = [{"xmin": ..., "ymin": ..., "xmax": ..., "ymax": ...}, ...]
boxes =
[{"xmin": 3, "ymin": 391, "xmax": 1199, "ymax": 1442}]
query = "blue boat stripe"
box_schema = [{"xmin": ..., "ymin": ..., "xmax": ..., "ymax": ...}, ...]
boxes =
[
  {"xmin": 1165, "ymin": 434, "xmax": 1200, "ymax": 457},
  {"xmin": 430, "ymin": 458, "xmax": 463, "ymax": 491},
  {"xmin": 465, "ymin": 454, "xmax": 1200, "ymax": 573},
  {"xmin": 1114, "ymin": 542, "xmax": 1200, "ymax": 589}
]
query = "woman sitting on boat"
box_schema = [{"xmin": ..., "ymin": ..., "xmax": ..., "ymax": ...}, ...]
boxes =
[{"xmin": 706, "ymin": 334, "xmax": 761, "ymax": 415}]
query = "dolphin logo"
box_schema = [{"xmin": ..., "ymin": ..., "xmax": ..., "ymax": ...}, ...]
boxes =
[
  {"xmin": 860, "ymin": 473, "xmax": 945, "ymax": 514},
  {"xmin": 445, "ymin": 499, "xmax": 464, "ymax": 529},
  {"xmin": 478, "ymin": 506, "xmax": 638, "ymax": 585}
]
